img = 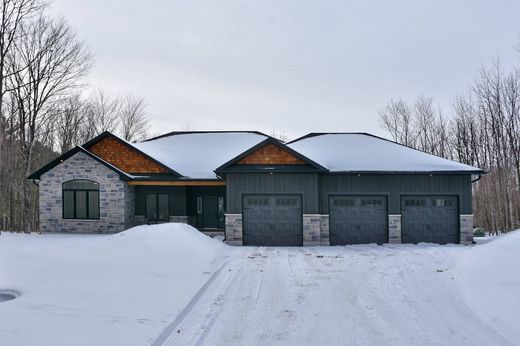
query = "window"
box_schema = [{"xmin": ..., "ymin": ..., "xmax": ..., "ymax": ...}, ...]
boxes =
[
  {"xmin": 197, "ymin": 196, "xmax": 203, "ymax": 214},
  {"xmin": 361, "ymin": 199, "xmax": 383, "ymax": 207},
  {"xmin": 433, "ymin": 198, "xmax": 454, "ymax": 207},
  {"xmin": 146, "ymin": 193, "xmax": 169, "ymax": 221},
  {"xmin": 63, "ymin": 180, "xmax": 99, "ymax": 219},
  {"xmin": 333, "ymin": 198, "xmax": 355, "ymax": 207},
  {"xmin": 404, "ymin": 199, "xmax": 426, "ymax": 207}
]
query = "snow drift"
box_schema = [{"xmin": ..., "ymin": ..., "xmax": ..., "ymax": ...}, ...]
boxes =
[
  {"xmin": 457, "ymin": 230, "xmax": 520, "ymax": 344},
  {"xmin": 0, "ymin": 223, "xmax": 227, "ymax": 346}
]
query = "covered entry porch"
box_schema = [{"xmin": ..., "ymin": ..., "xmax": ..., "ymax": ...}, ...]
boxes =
[{"xmin": 129, "ymin": 180, "xmax": 226, "ymax": 236}]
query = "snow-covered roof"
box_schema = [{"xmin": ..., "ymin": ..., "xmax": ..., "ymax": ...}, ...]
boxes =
[
  {"xmin": 132, "ymin": 132, "xmax": 269, "ymax": 179},
  {"xmin": 288, "ymin": 133, "xmax": 483, "ymax": 173}
]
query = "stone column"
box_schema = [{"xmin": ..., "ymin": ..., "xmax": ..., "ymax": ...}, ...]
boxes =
[
  {"xmin": 388, "ymin": 215, "xmax": 401, "ymax": 244},
  {"xmin": 225, "ymin": 214, "xmax": 243, "ymax": 245},
  {"xmin": 460, "ymin": 214, "xmax": 473, "ymax": 245},
  {"xmin": 303, "ymin": 214, "xmax": 321, "ymax": 246},
  {"xmin": 320, "ymin": 215, "xmax": 330, "ymax": 246}
]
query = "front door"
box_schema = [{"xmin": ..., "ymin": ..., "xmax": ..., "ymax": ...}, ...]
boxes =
[
  {"xmin": 203, "ymin": 196, "xmax": 218, "ymax": 229},
  {"xmin": 197, "ymin": 195, "xmax": 224, "ymax": 229}
]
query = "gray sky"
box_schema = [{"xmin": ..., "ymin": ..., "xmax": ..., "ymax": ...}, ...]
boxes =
[{"xmin": 51, "ymin": 0, "xmax": 520, "ymax": 140}]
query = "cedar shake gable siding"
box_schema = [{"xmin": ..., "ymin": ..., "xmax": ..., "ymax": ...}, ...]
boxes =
[
  {"xmin": 88, "ymin": 136, "xmax": 169, "ymax": 174},
  {"xmin": 237, "ymin": 143, "xmax": 306, "ymax": 165}
]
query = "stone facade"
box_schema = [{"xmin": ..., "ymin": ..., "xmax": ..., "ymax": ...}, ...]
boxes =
[
  {"xmin": 320, "ymin": 215, "xmax": 330, "ymax": 246},
  {"xmin": 303, "ymin": 214, "xmax": 321, "ymax": 246},
  {"xmin": 460, "ymin": 214, "xmax": 474, "ymax": 245},
  {"xmin": 388, "ymin": 215, "xmax": 402, "ymax": 244},
  {"xmin": 225, "ymin": 214, "xmax": 243, "ymax": 245},
  {"xmin": 39, "ymin": 152, "xmax": 133, "ymax": 234}
]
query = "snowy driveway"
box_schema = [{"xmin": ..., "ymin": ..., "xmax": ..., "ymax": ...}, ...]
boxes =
[{"xmin": 154, "ymin": 245, "xmax": 510, "ymax": 346}]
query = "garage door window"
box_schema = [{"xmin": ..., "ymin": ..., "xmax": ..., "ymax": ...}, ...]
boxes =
[
  {"xmin": 246, "ymin": 197, "xmax": 269, "ymax": 206},
  {"xmin": 333, "ymin": 198, "xmax": 355, "ymax": 207},
  {"xmin": 275, "ymin": 197, "xmax": 297, "ymax": 206},
  {"xmin": 361, "ymin": 199, "xmax": 383, "ymax": 207},
  {"xmin": 433, "ymin": 198, "xmax": 454, "ymax": 207},
  {"xmin": 404, "ymin": 199, "xmax": 426, "ymax": 207}
]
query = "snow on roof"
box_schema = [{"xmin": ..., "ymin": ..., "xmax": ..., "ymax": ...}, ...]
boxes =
[
  {"xmin": 288, "ymin": 133, "xmax": 483, "ymax": 173},
  {"xmin": 133, "ymin": 132, "xmax": 269, "ymax": 179}
]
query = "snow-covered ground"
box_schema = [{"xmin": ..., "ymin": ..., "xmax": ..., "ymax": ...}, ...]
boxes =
[
  {"xmin": 1, "ymin": 226, "xmax": 518, "ymax": 346},
  {"xmin": 0, "ymin": 224, "xmax": 226, "ymax": 346}
]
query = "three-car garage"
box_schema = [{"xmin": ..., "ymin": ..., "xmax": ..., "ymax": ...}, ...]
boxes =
[{"xmin": 240, "ymin": 193, "xmax": 460, "ymax": 246}]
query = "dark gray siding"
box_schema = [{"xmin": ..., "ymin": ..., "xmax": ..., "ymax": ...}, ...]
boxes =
[
  {"xmin": 319, "ymin": 174, "xmax": 472, "ymax": 215},
  {"xmin": 226, "ymin": 173, "xmax": 319, "ymax": 214},
  {"xmin": 134, "ymin": 186, "xmax": 186, "ymax": 216}
]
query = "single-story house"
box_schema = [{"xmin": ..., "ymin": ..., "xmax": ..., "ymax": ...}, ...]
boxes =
[{"xmin": 28, "ymin": 131, "xmax": 484, "ymax": 246}]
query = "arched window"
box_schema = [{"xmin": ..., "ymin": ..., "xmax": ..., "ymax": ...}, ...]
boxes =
[{"xmin": 63, "ymin": 180, "xmax": 100, "ymax": 219}]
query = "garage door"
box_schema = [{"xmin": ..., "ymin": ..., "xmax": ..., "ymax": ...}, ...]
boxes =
[
  {"xmin": 401, "ymin": 196, "xmax": 459, "ymax": 244},
  {"xmin": 329, "ymin": 196, "xmax": 388, "ymax": 245},
  {"xmin": 242, "ymin": 195, "xmax": 303, "ymax": 246}
]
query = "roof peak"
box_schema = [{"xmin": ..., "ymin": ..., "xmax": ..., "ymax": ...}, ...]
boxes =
[{"xmin": 144, "ymin": 130, "xmax": 270, "ymax": 142}]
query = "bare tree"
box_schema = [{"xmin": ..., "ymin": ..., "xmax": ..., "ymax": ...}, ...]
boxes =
[
  {"xmin": 119, "ymin": 94, "xmax": 148, "ymax": 142},
  {"xmin": 0, "ymin": 0, "xmax": 45, "ymax": 118},
  {"xmin": 378, "ymin": 99, "xmax": 414, "ymax": 146},
  {"xmin": 7, "ymin": 15, "xmax": 92, "ymax": 230},
  {"xmin": 83, "ymin": 89, "xmax": 120, "ymax": 135}
]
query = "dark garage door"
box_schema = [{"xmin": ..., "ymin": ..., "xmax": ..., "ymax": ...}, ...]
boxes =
[
  {"xmin": 401, "ymin": 196, "xmax": 459, "ymax": 244},
  {"xmin": 329, "ymin": 196, "xmax": 388, "ymax": 245},
  {"xmin": 242, "ymin": 195, "xmax": 303, "ymax": 246}
]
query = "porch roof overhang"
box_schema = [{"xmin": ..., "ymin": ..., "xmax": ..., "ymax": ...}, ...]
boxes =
[{"xmin": 127, "ymin": 179, "xmax": 225, "ymax": 186}]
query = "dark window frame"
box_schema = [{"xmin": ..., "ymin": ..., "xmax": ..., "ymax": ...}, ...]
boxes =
[
  {"xmin": 62, "ymin": 180, "xmax": 100, "ymax": 220},
  {"xmin": 145, "ymin": 193, "xmax": 170, "ymax": 222}
]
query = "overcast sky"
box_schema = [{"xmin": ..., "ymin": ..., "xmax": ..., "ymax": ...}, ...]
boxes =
[{"xmin": 51, "ymin": 0, "xmax": 520, "ymax": 140}]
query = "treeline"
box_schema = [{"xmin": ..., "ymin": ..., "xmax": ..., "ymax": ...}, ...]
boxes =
[
  {"xmin": 379, "ymin": 54, "xmax": 520, "ymax": 234},
  {"xmin": 0, "ymin": 0, "xmax": 150, "ymax": 232}
]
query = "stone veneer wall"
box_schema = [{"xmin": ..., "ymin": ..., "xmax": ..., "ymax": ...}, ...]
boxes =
[
  {"xmin": 225, "ymin": 214, "xmax": 243, "ymax": 245},
  {"xmin": 320, "ymin": 215, "xmax": 330, "ymax": 246},
  {"xmin": 303, "ymin": 214, "xmax": 321, "ymax": 246},
  {"xmin": 460, "ymin": 214, "xmax": 474, "ymax": 245},
  {"xmin": 39, "ymin": 152, "xmax": 132, "ymax": 233},
  {"xmin": 388, "ymin": 215, "xmax": 402, "ymax": 244}
]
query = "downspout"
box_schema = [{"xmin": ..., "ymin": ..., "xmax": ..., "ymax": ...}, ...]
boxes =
[{"xmin": 471, "ymin": 174, "xmax": 482, "ymax": 183}]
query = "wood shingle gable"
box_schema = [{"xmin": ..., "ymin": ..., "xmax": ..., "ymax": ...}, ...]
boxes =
[
  {"xmin": 237, "ymin": 143, "xmax": 307, "ymax": 165},
  {"xmin": 83, "ymin": 132, "xmax": 181, "ymax": 176},
  {"xmin": 215, "ymin": 137, "xmax": 328, "ymax": 174}
]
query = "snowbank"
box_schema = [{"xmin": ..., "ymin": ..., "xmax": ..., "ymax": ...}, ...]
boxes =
[
  {"xmin": 456, "ymin": 230, "xmax": 520, "ymax": 343},
  {"xmin": 0, "ymin": 223, "xmax": 227, "ymax": 346}
]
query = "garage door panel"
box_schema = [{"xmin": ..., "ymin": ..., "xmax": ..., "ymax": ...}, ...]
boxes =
[
  {"xmin": 243, "ymin": 195, "xmax": 303, "ymax": 246},
  {"xmin": 329, "ymin": 196, "xmax": 388, "ymax": 245},
  {"xmin": 401, "ymin": 196, "xmax": 458, "ymax": 244}
]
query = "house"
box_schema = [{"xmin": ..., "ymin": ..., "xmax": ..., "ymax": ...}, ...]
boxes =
[{"xmin": 28, "ymin": 131, "xmax": 485, "ymax": 246}]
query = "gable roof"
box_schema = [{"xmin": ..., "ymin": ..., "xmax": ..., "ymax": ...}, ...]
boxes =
[
  {"xmin": 288, "ymin": 133, "xmax": 485, "ymax": 174},
  {"xmin": 132, "ymin": 131, "xmax": 271, "ymax": 179},
  {"xmin": 27, "ymin": 146, "xmax": 132, "ymax": 181},
  {"xmin": 83, "ymin": 131, "xmax": 181, "ymax": 176},
  {"xmin": 215, "ymin": 137, "xmax": 328, "ymax": 174}
]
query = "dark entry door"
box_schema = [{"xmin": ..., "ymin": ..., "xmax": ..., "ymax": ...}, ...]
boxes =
[
  {"xmin": 146, "ymin": 193, "xmax": 169, "ymax": 222},
  {"xmin": 203, "ymin": 196, "xmax": 219, "ymax": 229},
  {"xmin": 329, "ymin": 196, "xmax": 388, "ymax": 245},
  {"xmin": 242, "ymin": 195, "xmax": 303, "ymax": 246},
  {"xmin": 401, "ymin": 196, "xmax": 459, "ymax": 244}
]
